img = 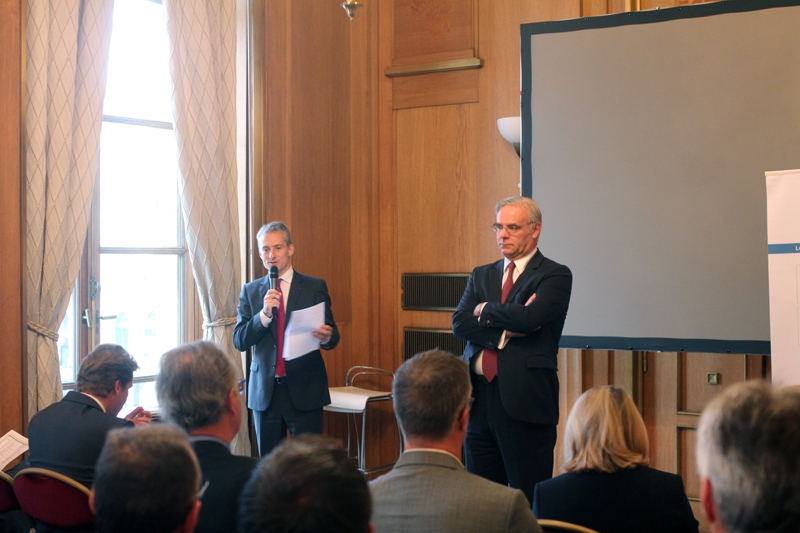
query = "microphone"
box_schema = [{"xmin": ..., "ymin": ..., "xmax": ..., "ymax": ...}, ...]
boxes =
[{"xmin": 269, "ymin": 266, "xmax": 279, "ymax": 318}]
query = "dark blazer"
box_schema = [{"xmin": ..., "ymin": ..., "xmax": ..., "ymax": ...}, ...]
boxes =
[
  {"xmin": 370, "ymin": 451, "xmax": 542, "ymax": 533},
  {"xmin": 27, "ymin": 391, "xmax": 133, "ymax": 487},
  {"xmin": 452, "ymin": 250, "xmax": 572, "ymax": 425},
  {"xmin": 234, "ymin": 270, "xmax": 340, "ymax": 412},
  {"xmin": 191, "ymin": 439, "xmax": 258, "ymax": 533},
  {"xmin": 532, "ymin": 467, "xmax": 700, "ymax": 533}
]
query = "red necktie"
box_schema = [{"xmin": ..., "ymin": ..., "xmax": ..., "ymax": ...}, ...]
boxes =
[
  {"xmin": 275, "ymin": 281, "xmax": 286, "ymax": 377},
  {"xmin": 482, "ymin": 261, "xmax": 516, "ymax": 382}
]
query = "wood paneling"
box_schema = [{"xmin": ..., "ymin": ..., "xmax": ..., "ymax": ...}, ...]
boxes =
[
  {"xmin": 0, "ymin": 0, "xmax": 25, "ymax": 438},
  {"xmin": 392, "ymin": 68, "xmax": 479, "ymax": 109}
]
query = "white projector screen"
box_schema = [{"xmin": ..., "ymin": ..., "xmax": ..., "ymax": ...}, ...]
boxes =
[{"xmin": 521, "ymin": 0, "xmax": 800, "ymax": 354}]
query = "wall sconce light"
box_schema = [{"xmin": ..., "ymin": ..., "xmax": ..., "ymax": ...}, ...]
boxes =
[
  {"xmin": 497, "ymin": 116, "xmax": 521, "ymax": 156},
  {"xmin": 341, "ymin": 0, "xmax": 362, "ymax": 20}
]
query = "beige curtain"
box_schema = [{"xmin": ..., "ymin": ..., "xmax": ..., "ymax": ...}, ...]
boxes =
[
  {"xmin": 163, "ymin": 0, "xmax": 249, "ymax": 456},
  {"xmin": 25, "ymin": 0, "xmax": 115, "ymax": 419}
]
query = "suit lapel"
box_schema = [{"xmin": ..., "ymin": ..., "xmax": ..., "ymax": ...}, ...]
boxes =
[
  {"xmin": 490, "ymin": 260, "xmax": 504, "ymax": 301},
  {"xmin": 285, "ymin": 272, "xmax": 303, "ymax": 321}
]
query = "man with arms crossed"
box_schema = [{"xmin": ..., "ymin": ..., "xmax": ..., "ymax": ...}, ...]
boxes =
[
  {"xmin": 157, "ymin": 340, "xmax": 258, "ymax": 533},
  {"xmin": 370, "ymin": 350, "xmax": 542, "ymax": 533},
  {"xmin": 234, "ymin": 221, "xmax": 340, "ymax": 456},
  {"xmin": 27, "ymin": 343, "xmax": 151, "ymax": 487},
  {"xmin": 452, "ymin": 196, "xmax": 572, "ymax": 503},
  {"xmin": 696, "ymin": 380, "xmax": 800, "ymax": 533}
]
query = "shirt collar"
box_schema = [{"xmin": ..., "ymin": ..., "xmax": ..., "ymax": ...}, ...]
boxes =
[
  {"xmin": 281, "ymin": 267, "xmax": 294, "ymax": 284},
  {"xmin": 505, "ymin": 247, "xmax": 537, "ymax": 274},
  {"xmin": 80, "ymin": 391, "xmax": 106, "ymax": 413},
  {"xmin": 403, "ymin": 448, "xmax": 463, "ymax": 465}
]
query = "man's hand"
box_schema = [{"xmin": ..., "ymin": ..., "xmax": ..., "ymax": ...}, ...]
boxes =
[
  {"xmin": 473, "ymin": 302, "xmax": 487, "ymax": 317},
  {"xmin": 313, "ymin": 324, "xmax": 333, "ymax": 345},
  {"xmin": 262, "ymin": 289, "xmax": 281, "ymax": 319},
  {"xmin": 125, "ymin": 406, "xmax": 152, "ymax": 427}
]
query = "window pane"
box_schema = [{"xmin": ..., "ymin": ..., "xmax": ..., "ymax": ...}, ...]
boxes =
[
  {"xmin": 103, "ymin": 0, "xmax": 172, "ymax": 122},
  {"xmin": 98, "ymin": 254, "xmax": 181, "ymax": 377},
  {"xmin": 58, "ymin": 289, "xmax": 79, "ymax": 385},
  {"xmin": 120, "ymin": 381, "xmax": 159, "ymax": 414},
  {"xmin": 99, "ymin": 122, "xmax": 180, "ymax": 248}
]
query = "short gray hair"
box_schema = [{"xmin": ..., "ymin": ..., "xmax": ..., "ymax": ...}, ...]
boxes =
[
  {"xmin": 93, "ymin": 424, "xmax": 200, "ymax": 533},
  {"xmin": 156, "ymin": 341, "xmax": 238, "ymax": 431},
  {"xmin": 495, "ymin": 196, "xmax": 542, "ymax": 225},
  {"xmin": 257, "ymin": 221, "xmax": 292, "ymax": 246},
  {"xmin": 393, "ymin": 350, "xmax": 471, "ymax": 440},
  {"xmin": 697, "ymin": 380, "xmax": 800, "ymax": 533}
]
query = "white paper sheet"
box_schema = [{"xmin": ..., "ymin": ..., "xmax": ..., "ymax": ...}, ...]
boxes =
[
  {"xmin": 0, "ymin": 430, "xmax": 29, "ymax": 470},
  {"xmin": 766, "ymin": 169, "xmax": 800, "ymax": 386},
  {"xmin": 283, "ymin": 302, "xmax": 325, "ymax": 361}
]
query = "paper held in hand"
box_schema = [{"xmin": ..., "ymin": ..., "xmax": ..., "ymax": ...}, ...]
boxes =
[
  {"xmin": 0, "ymin": 430, "xmax": 28, "ymax": 470},
  {"xmin": 282, "ymin": 302, "xmax": 325, "ymax": 361}
]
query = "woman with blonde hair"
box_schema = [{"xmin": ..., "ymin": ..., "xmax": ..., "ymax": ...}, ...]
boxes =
[{"xmin": 532, "ymin": 386, "xmax": 698, "ymax": 533}]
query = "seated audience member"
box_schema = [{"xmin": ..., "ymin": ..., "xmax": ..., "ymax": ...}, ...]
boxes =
[
  {"xmin": 533, "ymin": 385, "xmax": 698, "ymax": 533},
  {"xmin": 91, "ymin": 425, "xmax": 202, "ymax": 533},
  {"xmin": 697, "ymin": 380, "xmax": 800, "ymax": 533},
  {"xmin": 157, "ymin": 340, "xmax": 258, "ymax": 533},
  {"xmin": 370, "ymin": 350, "xmax": 541, "ymax": 533},
  {"xmin": 27, "ymin": 343, "xmax": 151, "ymax": 487},
  {"xmin": 238, "ymin": 434, "xmax": 371, "ymax": 533}
]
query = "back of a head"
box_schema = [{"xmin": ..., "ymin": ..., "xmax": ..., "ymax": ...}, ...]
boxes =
[
  {"xmin": 238, "ymin": 434, "xmax": 370, "ymax": 533},
  {"xmin": 77, "ymin": 343, "xmax": 139, "ymax": 396},
  {"xmin": 93, "ymin": 424, "xmax": 200, "ymax": 533},
  {"xmin": 157, "ymin": 340, "xmax": 237, "ymax": 431},
  {"xmin": 562, "ymin": 385, "xmax": 649, "ymax": 473},
  {"xmin": 697, "ymin": 381, "xmax": 800, "ymax": 533},
  {"xmin": 392, "ymin": 349, "xmax": 471, "ymax": 441}
]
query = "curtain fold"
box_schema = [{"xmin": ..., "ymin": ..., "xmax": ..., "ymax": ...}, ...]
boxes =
[
  {"xmin": 25, "ymin": 0, "xmax": 115, "ymax": 419},
  {"xmin": 163, "ymin": 0, "xmax": 249, "ymax": 456}
]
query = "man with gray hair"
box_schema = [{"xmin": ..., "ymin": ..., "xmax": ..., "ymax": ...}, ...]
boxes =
[
  {"xmin": 91, "ymin": 425, "xmax": 202, "ymax": 533},
  {"xmin": 696, "ymin": 380, "xmax": 800, "ymax": 533},
  {"xmin": 157, "ymin": 340, "xmax": 258, "ymax": 533},
  {"xmin": 369, "ymin": 350, "xmax": 542, "ymax": 533},
  {"xmin": 453, "ymin": 196, "xmax": 572, "ymax": 503},
  {"xmin": 234, "ymin": 221, "xmax": 340, "ymax": 456}
]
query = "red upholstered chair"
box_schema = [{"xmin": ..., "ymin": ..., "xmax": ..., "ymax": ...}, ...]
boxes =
[
  {"xmin": 538, "ymin": 519, "xmax": 601, "ymax": 533},
  {"xmin": 0, "ymin": 471, "xmax": 20, "ymax": 512},
  {"xmin": 13, "ymin": 467, "xmax": 94, "ymax": 529}
]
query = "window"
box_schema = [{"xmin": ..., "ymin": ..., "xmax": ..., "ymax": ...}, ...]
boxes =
[{"xmin": 59, "ymin": 0, "xmax": 195, "ymax": 413}]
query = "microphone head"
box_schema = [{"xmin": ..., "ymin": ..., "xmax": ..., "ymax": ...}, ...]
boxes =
[{"xmin": 269, "ymin": 266, "xmax": 279, "ymax": 278}]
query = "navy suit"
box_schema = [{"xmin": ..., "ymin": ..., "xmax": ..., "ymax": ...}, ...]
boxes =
[
  {"xmin": 27, "ymin": 391, "xmax": 132, "ymax": 487},
  {"xmin": 191, "ymin": 439, "xmax": 258, "ymax": 533},
  {"xmin": 452, "ymin": 250, "xmax": 572, "ymax": 503},
  {"xmin": 533, "ymin": 467, "xmax": 699, "ymax": 533},
  {"xmin": 234, "ymin": 270, "xmax": 339, "ymax": 454}
]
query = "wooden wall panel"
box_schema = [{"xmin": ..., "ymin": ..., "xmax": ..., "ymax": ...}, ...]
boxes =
[{"xmin": 0, "ymin": 0, "xmax": 25, "ymax": 438}]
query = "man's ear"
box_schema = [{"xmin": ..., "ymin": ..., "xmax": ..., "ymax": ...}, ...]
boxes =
[
  {"xmin": 180, "ymin": 501, "xmax": 202, "ymax": 533},
  {"xmin": 113, "ymin": 379, "xmax": 123, "ymax": 395},
  {"xmin": 89, "ymin": 490, "xmax": 96, "ymax": 515},
  {"xmin": 700, "ymin": 476, "xmax": 717, "ymax": 525},
  {"xmin": 456, "ymin": 406, "xmax": 470, "ymax": 433}
]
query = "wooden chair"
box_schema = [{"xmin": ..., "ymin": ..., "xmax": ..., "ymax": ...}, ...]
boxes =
[
  {"xmin": 538, "ymin": 519, "xmax": 601, "ymax": 533},
  {"xmin": 13, "ymin": 467, "xmax": 95, "ymax": 530},
  {"xmin": 0, "ymin": 471, "xmax": 20, "ymax": 512},
  {"xmin": 324, "ymin": 366, "xmax": 403, "ymax": 474}
]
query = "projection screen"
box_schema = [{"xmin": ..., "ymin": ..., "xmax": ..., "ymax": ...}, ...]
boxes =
[{"xmin": 521, "ymin": 0, "xmax": 800, "ymax": 354}]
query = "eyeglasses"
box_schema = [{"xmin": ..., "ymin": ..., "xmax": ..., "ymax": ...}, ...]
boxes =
[
  {"xmin": 491, "ymin": 222, "xmax": 533, "ymax": 235},
  {"xmin": 197, "ymin": 480, "xmax": 210, "ymax": 500},
  {"xmin": 237, "ymin": 377, "xmax": 246, "ymax": 395}
]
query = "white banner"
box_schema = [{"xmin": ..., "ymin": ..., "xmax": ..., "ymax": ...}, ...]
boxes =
[{"xmin": 766, "ymin": 169, "xmax": 800, "ymax": 385}]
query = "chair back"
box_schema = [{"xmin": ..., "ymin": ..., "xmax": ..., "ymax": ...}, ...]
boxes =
[
  {"xmin": 0, "ymin": 471, "xmax": 20, "ymax": 512},
  {"xmin": 13, "ymin": 467, "xmax": 95, "ymax": 529},
  {"xmin": 538, "ymin": 519, "xmax": 601, "ymax": 533}
]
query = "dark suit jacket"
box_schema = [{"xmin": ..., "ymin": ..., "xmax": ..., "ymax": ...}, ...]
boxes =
[
  {"xmin": 27, "ymin": 391, "xmax": 133, "ymax": 487},
  {"xmin": 191, "ymin": 439, "xmax": 258, "ymax": 533},
  {"xmin": 234, "ymin": 270, "xmax": 340, "ymax": 412},
  {"xmin": 532, "ymin": 467, "xmax": 699, "ymax": 533},
  {"xmin": 452, "ymin": 250, "xmax": 572, "ymax": 425},
  {"xmin": 370, "ymin": 451, "xmax": 542, "ymax": 533}
]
